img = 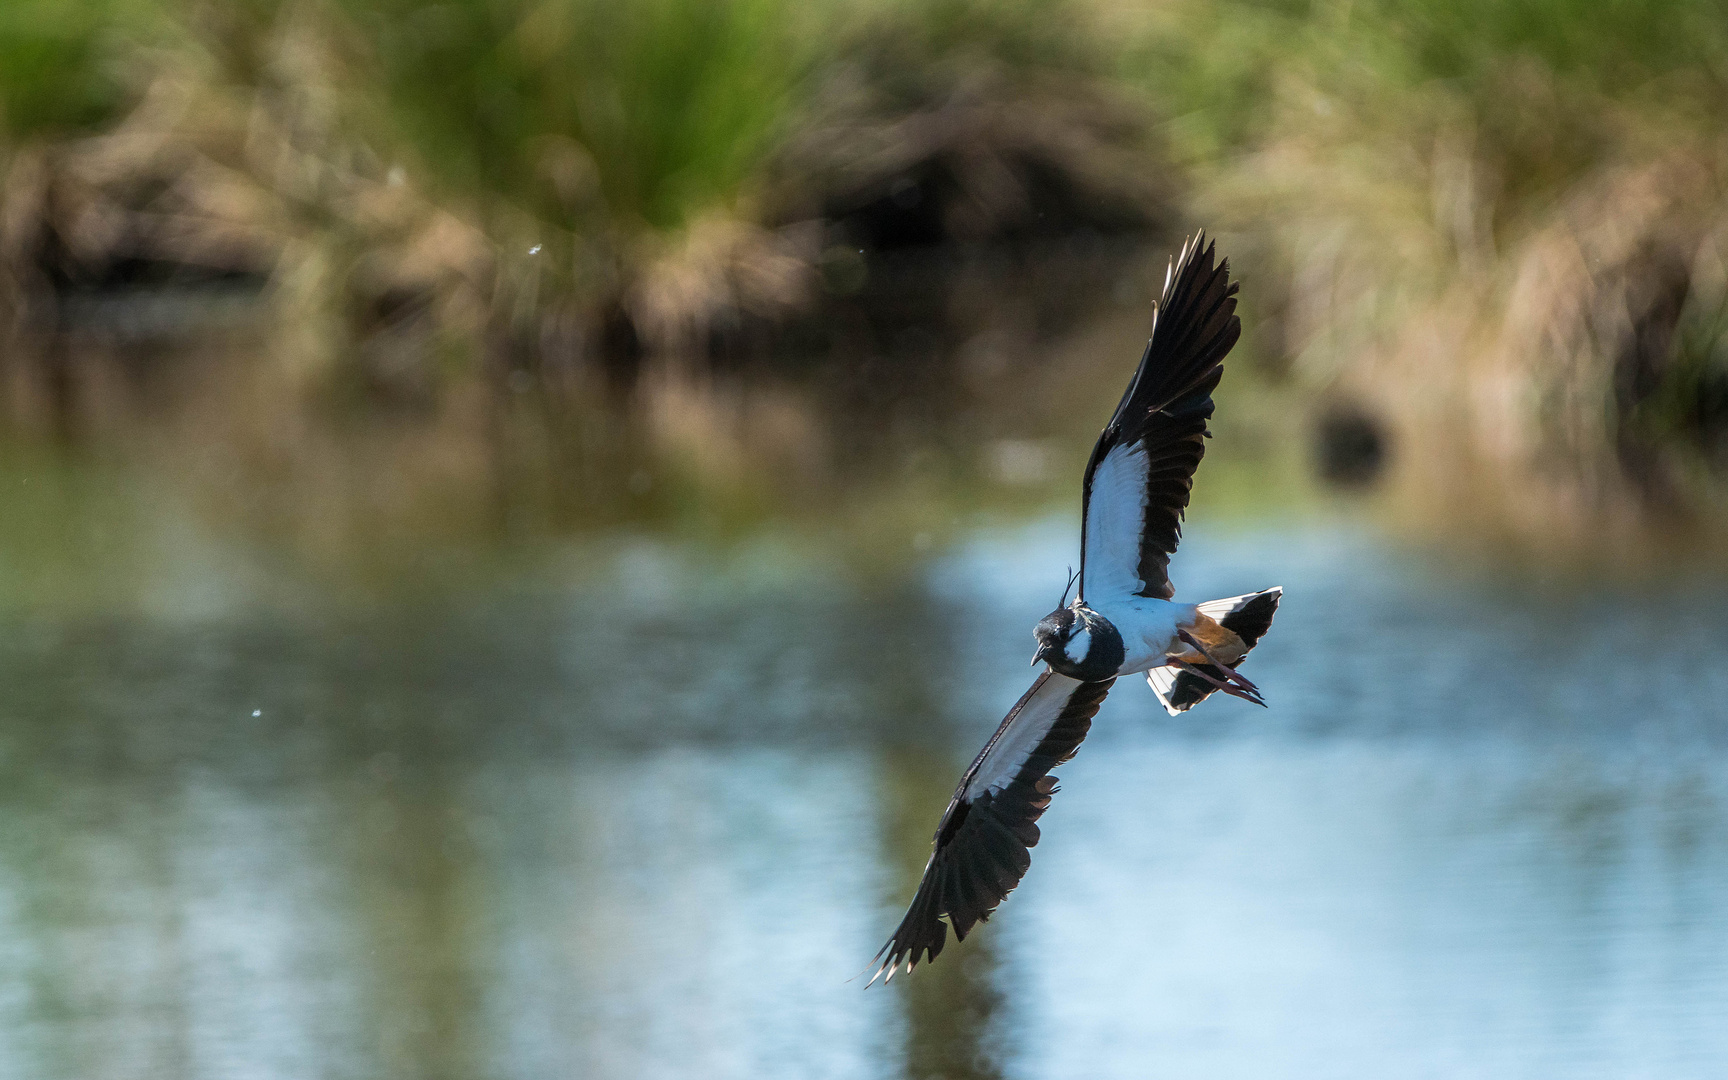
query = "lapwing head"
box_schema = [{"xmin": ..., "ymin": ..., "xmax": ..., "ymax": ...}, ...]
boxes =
[{"xmin": 1032, "ymin": 603, "xmax": 1091, "ymax": 675}]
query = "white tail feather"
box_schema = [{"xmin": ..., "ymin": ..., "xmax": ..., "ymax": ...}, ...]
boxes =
[
  {"xmin": 1197, "ymin": 585, "xmax": 1283, "ymax": 622},
  {"xmin": 1151, "ymin": 586, "xmax": 1281, "ymax": 714},
  {"xmin": 1147, "ymin": 666, "xmax": 1184, "ymax": 716}
]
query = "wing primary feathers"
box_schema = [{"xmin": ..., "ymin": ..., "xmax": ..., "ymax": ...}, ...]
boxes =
[
  {"xmin": 1079, "ymin": 231, "xmax": 1242, "ymax": 602},
  {"xmin": 867, "ymin": 674, "xmax": 1115, "ymax": 986}
]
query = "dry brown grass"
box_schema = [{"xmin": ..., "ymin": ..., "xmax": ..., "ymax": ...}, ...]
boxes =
[
  {"xmin": 0, "ymin": 23, "xmax": 494, "ymax": 407},
  {"xmin": 1179, "ymin": 50, "xmax": 1728, "ymax": 555}
]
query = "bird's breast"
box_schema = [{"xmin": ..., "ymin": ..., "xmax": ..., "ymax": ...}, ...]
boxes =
[
  {"xmin": 1064, "ymin": 606, "xmax": 1125, "ymax": 681},
  {"xmin": 1087, "ymin": 598, "xmax": 1195, "ymax": 674}
]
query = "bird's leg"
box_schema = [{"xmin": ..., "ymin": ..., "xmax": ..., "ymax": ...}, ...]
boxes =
[
  {"xmin": 1176, "ymin": 628, "xmax": 1261, "ymax": 694},
  {"xmin": 1168, "ymin": 659, "xmax": 1266, "ymax": 707}
]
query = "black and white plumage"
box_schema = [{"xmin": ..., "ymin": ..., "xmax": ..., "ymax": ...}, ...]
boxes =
[
  {"xmin": 869, "ymin": 232, "xmax": 1282, "ymax": 984},
  {"xmin": 1079, "ymin": 235, "xmax": 1238, "ymax": 604}
]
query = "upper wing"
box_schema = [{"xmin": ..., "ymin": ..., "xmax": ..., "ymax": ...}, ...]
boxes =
[
  {"xmin": 868, "ymin": 672, "xmax": 1115, "ymax": 984},
  {"xmin": 1080, "ymin": 233, "xmax": 1240, "ymax": 602}
]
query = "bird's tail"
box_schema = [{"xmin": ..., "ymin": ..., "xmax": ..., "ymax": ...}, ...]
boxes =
[{"xmin": 1148, "ymin": 587, "xmax": 1281, "ymax": 714}]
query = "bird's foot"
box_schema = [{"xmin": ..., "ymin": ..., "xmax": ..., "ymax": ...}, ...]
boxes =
[
  {"xmin": 1168, "ymin": 656, "xmax": 1264, "ymax": 708},
  {"xmin": 1176, "ymin": 628, "xmax": 1262, "ymax": 695},
  {"xmin": 1168, "ymin": 659, "xmax": 1266, "ymax": 706}
]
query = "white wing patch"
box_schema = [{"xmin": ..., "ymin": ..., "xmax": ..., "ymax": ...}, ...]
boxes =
[
  {"xmin": 1082, "ymin": 442, "xmax": 1150, "ymax": 602},
  {"xmin": 1197, "ymin": 590, "xmax": 1266, "ymax": 621},
  {"xmin": 1147, "ymin": 665, "xmax": 1183, "ymax": 716},
  {"xmin": 1063, "ymin": 627, "xmax": 1092, "ymax": 666},
  {"xmin": 963, "ymin": 674, "xmax": 1084, "ymax": 800}
]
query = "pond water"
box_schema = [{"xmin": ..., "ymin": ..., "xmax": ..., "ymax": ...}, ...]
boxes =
[{"xmin": 2, "ymin": 493, "xmax": 1726, "ymax": 1080}]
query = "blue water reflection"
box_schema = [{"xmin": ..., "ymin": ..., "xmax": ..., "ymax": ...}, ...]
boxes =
[{"xmin": 1, "ymin": 518, "xmax": 1726, "ymax": 1079}]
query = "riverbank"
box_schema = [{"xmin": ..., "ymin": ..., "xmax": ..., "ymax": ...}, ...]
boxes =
[{"xmin": 3, "ymin": 0, "xmax": 1727, "ymax": 555}]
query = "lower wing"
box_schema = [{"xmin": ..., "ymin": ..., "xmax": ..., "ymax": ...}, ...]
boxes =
[{"xmin": 868, "ymin": 672, "xmax": 1115, "ymax": 984}]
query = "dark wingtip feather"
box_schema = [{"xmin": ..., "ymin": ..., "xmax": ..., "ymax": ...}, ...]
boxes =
[
  {"xmin": 1149, "ymin": 232, "xmax": 1241, "ymax": 407},
  {"xmin": 866, "ymin": 677, "xmax": 1115, "ymax": 985},
  {"xmin": 867, "ymin": 891, "xmax": 948, "ymax": 987}
]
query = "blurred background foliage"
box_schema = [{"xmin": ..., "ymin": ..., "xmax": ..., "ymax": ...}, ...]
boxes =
[
  {"xmin": 7, "ymin": 11, "xmax": 1728, "ymax": 1075},
  {"xmin": 2, "ymin": 0, "xmax": 1728, "ymax": 563}
]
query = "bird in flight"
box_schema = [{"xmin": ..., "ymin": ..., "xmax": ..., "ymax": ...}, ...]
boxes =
[{"xmin": 868, "ymin": 232, "xmax": 1281, "ymax": 985}]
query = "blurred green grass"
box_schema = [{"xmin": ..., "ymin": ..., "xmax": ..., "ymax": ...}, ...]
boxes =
[
  {"xmin": 347, "ymin": 0, "xmax": 823, "ymax": 232},
  {"xmin": 8, "ymin": 0, "xmax": 1727, "ymax": 227},
  {"xmin": 0, "ymin": 0, "xmax": 137, "ymax": 140}
]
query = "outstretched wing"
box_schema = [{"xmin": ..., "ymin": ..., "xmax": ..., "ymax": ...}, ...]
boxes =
[
  {"xmin": 1080, "ymin": 233, "xmax": 1240, "ymax": 602},
  {"xmin": 869, "ymin": 673, "xmax": 1115, "ymax": 984}
]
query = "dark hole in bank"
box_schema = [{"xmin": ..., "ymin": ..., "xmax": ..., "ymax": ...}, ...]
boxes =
[
  {"xmin": 1697, "ymin": 369, "xmax": 1728, "ymax": 463},
  {"xmin": 1315, "ymin": 406, "xmax": 1388, "ymax": 487}
]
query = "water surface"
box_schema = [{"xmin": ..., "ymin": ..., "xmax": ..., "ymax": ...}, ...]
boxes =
[{"xmin": 2, "ymin": 510, "xmax": 1726, "ymax": 1079}]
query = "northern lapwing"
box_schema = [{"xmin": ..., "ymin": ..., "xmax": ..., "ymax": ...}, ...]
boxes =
[{"xmin": 869, "ymin": 232, "xmax": 1281, "ymax": 984}]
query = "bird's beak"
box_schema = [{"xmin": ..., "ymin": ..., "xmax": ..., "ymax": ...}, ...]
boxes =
[{"xmin": 1031, "ymin": 643, "xmax": 1055, "ymax": 667}]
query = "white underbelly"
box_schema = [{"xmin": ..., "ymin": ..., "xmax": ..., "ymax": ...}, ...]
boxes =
[{"xmin": 1092, "ymin": 598, "xmax": 1194, "ymax": 675}]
